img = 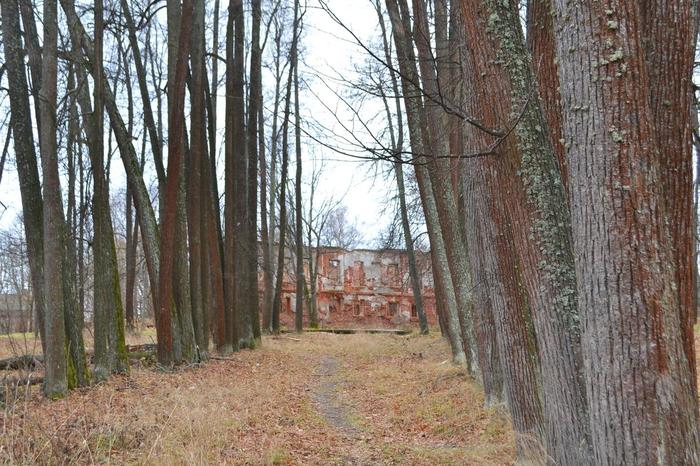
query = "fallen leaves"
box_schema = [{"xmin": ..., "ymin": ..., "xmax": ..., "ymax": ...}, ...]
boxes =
[{"xmin": 1, "ymin": 331, "xmax": 515, "ymax": 464}]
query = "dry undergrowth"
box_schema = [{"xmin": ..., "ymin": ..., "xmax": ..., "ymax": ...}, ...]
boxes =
[{"xmin": 0, "ymin": 331, "xmax": 515, "ymax": 465}]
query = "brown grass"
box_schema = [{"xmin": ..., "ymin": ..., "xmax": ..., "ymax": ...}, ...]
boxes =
[{"xmin": 1, "ymin": 332, "xmax": 514, "ymax": 465}]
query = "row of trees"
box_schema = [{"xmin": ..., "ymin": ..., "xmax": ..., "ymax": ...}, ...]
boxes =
[
  {"xmin": 2, "ymin": 0, "xmax": 699, "ymax": 462},
  {"xmin": 0, "ymin": 0, "xmax": 335, "ymax": 396},
  {"xmin": 325, "ymin": 0, "xmax": 698, "ymax": 463},
  {"xmin": 1, "ymin": 0, "xmax": 410, "ymax": 398}
]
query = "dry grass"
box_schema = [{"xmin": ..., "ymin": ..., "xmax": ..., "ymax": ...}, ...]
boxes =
[
  {"xmin": 0, "ymin": 328, "xmax": 158, "ymax": 360},
  {"xmin": 1, "ymin": 331, "xmax": 515, "ymax": 465}
]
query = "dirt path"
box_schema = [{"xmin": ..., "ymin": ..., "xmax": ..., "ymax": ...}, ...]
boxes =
[
  {"xmin": 313, "ymin": 355, "xmax": 360, "ymax": 437},
  {"xmin": 1, "ymin": 332, "xmax": 515, "ymax": 464},
  {"xmin": 312, "ymin": 355, "xmax": 376, "ymax": 465}
]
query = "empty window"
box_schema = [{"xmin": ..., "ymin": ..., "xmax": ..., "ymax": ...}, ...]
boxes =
[
  {"xmin": 388, "ymin": 302, "xmax": 398, "ymax": 316},
  {"xmin": 328, "ymin": 259, "xmax": 340, "ymax": 281},
  {"xmin": 353, "ymin": 303, "xmax": 361, "ymax": 316},
  {"xmin": 411, "ymin": 304, "xmax": 417, "ymax": 318}
]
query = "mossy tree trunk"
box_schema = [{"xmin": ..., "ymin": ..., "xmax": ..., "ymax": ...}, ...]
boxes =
[
  {"xmin": 459, "ymin": 1, "xmax": 591, "ymax": 463},
  {"xmin": 552, "ymin": 0, "xmax": 700, "ymax": 462},
  {"xmin": 0, "ymin": 0, "xmax": 46, "ymax": 354}
]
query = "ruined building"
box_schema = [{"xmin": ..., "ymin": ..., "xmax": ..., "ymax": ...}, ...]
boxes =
[{"xmin": 263, "ymin": 247, "xmax": 438, "ymax": 328}]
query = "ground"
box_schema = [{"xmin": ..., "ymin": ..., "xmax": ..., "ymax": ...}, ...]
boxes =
[{"xmin": 0, "ymin": 330, "xmax": 514, "ymax": 465}]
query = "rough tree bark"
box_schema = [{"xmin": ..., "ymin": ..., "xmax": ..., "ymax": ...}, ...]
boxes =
[
  {"xmin": 189, "ymin": 0, "xmax": 208, "ymax": 355},
  {"xmin": 158, "ymin": 0, "xmax": 195, "ymax": 366},
  {"xmin": 231, "ymin": 0, "xmax": 254, "ymax": 349},
  {"xmin": 459, "ymin": 1, "xmax": 591, "ymax": 463},
  {"xmin": 411, "ymin": 0, "xmax": 475, "ymax": 370},
  {"xmin": 552, "ymin": 0, "xmax": 700, "ymax": 462},
  {"xmin": 0, "ymin": 0, "xmax": 46, "ymax": 353},
  {"xmin": 91, "ymin": 0, "xmax": 128, "ymax": 380},
  {"xmin": 60, "ymin": 0, "xmax": 161, "ymax": 320},
  {"xmin": 639, "ymin": 0, "xmax": 698, "ymax": 391},
  {"xmin": 224, "ymin": 6, "xmax": 238, "ymax": 350}
]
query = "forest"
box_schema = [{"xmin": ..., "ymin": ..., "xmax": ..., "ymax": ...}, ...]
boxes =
[{"xmin": 0, "ymin": 0, "xmax": 699, "ymax": 464}]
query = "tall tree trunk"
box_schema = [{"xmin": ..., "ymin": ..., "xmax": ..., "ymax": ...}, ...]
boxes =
[
  {"xmin": 272, "ymin": 23, "xmax": 298, "ymax": 334},
  {"xmin": 231, "ymin": 0, "xmax": 254, "ymax": 348},
  {"xmin": 385, "ymin": 0, "xmax": 467, "ymax": 365},
  {"xmin": 248, "ymin": 0, "xmax": 263, "ymax": 342},
  {"xmin": 411, "ymin": 0, "xmax": 474, "ymax": 370},
  {"xmin": 293, "ymin": 0, "xmax": 304, "ymax": 334},
  {"xmin": 265, "ymin": 19, "xmax": 285, "ymax": 332},
  {"xmin": 0, "ymin": 0, "xmax": 46, "ymax": 354},
  {"xmin": 374, "ymin": 0, "xmax": 428, "ymax": 335},
  {"xmin": 639, "ymin": 0, "xmax": 698, "ymax": 392},
  {"xmin": 189, "ymin": 0, "xmax": 207, "ymax": 356},
  {"xmin": 224, "ymin": 6, "xmax": 238, "ymax": 351},
  {"xmin": 91, "ymin": 0, "xmax": 128, "ymax": 380},
  {"xmin": 260, "ymin": 65, "xmax": 273, "ymax": 334},
  {"xmin": 459, "ymin": 1, "xmax": 590, "ymax": 463},
  {"xmin": 38, "ymin": 0, "xmax": 68, "ymax": 397},
  {"xmin": 60, "ymin": 0, "xmax": 161, "ymax": 322},
  {"xmin": 159, "ymin": 0, "xmax": 195, "ymax": 366},
  {"xmin": 19, "ymin": 0, "xmax": 89, "ymax": 382},
  {"xmin": 552, "ymin": 0, "xmax": 700, "ymax": 462}
]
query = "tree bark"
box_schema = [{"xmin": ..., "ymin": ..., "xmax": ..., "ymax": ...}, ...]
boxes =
[
  {"xmin": 248, "ymin": 0, "xmax": 263, "ymax": 342},
  {"xmin": 60, "ymin": 0, "xmax": 161, "ymax": 322},
  {"xmin": 373, "ymin": 0, "xmax": 428, "ymax": 335},
  {"xmin": 552, "ymin": 0, "xmax": 700, "ymax": 462},
  {"xmin": 188, "ymin": 0, "xmax": 207, "ymax": 356},
  {"xmin": 0, "ymin": 0, "xmax": 46, "ymax": 354},
  {"xmin": 411, "ymin": 0, "xmax": 474, "ymax": 370},
  {"xmin": 272, "ymin": 21, "xmax": 298, "ymax": 334},
  {"xmin": 91, "ymin": 0, "xmax": 128, "ymax": 380},
  {"xmin": 639, "ymin": 0, "xmax": 698, "ymax": 392},
  {"xmin": 459, "ymin": 1, "xmax": 591, "ymax": 463},
  {"xmin": 158, "ymin": 0, "xmax": 195, "ymax": 366},
  {"xmin": 38, "ymin": 0, "xmax": 68, "ymax": 398}
]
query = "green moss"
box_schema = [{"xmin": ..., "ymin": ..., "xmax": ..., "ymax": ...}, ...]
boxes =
[{"xmin": 484, "ymin": 0, "xmax": 580, "ymax": 332}]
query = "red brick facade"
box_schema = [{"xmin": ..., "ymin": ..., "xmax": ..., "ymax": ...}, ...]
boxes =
[{"xmin": 262, "ymin": 247, "xmax": 437, "ymax": 328}]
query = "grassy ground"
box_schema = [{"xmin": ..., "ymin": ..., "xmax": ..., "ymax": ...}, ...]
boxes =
[{"xmin": 0, "ymin": 331, "xmax": 514, "ymax": 465}]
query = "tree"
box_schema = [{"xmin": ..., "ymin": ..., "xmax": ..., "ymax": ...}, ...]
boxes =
[
  {"xmin": 320, "ymin": 206, "xmax": 362, "ymax": 250},
  {"xmin": 0, "ymin": 0, "xmax": 46, "ymax": 354},
  {"xmin": 272, "ymin": 3, "xmax": 300, "ymax": 334},
  {"xmin": 551, "ymin": 0, "xmax": 700, "ymax": 462},
  {"xmin": 37, "ymin": 0, "xmax": 67, "ymax": 397},
  {"xmin": 189, "ymin": 0, "xmax": 208, "ymax": 356},
  {"xmin": 457, "ymin": 1, "xmax": 592, "ymax": 462},
  {"xmin": 293, "ymin": 0, "xmax": 304, "ymax": 333},
  {"xmin": 91, "ymin": 0, "xmax": 128, "ymax": 380},
  {"xmin": 373, "ymin": 0, "xmax": 428, "ymax": 334},
  {"xmin": 248, "ymin": 0, "xmax": 263, "ymax": 342},
  {"xmin": 158, "ymin": 0, "xmax": 195, "ymax": 366},
  {"xmin": 384, "ymin": 0, "xmax": 468, "ymax": 366}
]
